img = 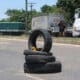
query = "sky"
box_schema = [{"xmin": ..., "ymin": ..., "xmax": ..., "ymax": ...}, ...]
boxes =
[{"xmin": 0, "ymin": 0, "xmax": 57, "ymax": 19}]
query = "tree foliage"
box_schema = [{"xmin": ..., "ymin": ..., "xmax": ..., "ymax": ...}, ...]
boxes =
[
  {"xmin": 57, "ymin": 0, "xmax": 80, "ymax": 22},
  {"xmin": 41, "ymin": 5, "xmax": 59, "ymax": 13},
  {"xmin": 5, "ymin": 9, "xmax": 25, "ymax": 22},
  {"xmin": 41, "ymin": 5, "xmax": 52, "ymax": 13},
  {"xmin": 5, "ymin": 9, "xmax": 38, "ymax": 22},
  {"xmin": 0, "ymin": 9, "xmax": 38, "ymax": 30}
]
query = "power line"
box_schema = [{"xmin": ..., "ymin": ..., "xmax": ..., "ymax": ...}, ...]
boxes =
[
  {"xmin": 25, "ymin": 0, "xmax": 36, "ymax": 31},
  {"xmin": 29, "ymin": 3, "xmax": 36, "ymax": 19}
]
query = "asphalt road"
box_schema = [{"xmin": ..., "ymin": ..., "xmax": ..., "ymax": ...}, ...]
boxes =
[{"xmin": 0, "ymin": 38, "xmax": 80, "ymax": 80}]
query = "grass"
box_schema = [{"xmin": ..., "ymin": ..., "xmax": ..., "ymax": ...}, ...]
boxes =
[
  {"xmin": 53, "ymin": 37, "xmax": 80, "ymax": 45},
  {"xmin": 0, "ymin": 34, "xmax": 80, "ymax": 45},
  {"xmin": 0, "ymin": 34, "xmax": 29, "ymax": 39}
]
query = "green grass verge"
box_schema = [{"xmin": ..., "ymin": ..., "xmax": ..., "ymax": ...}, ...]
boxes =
[
  {"xmin": 0, "ymin": 34, "xmax": 80, "ymax": 45},
  {"xmin": 0, "ymin": 34, "xmax": 29, "ymax": 39},
  {"xmin": 53, "ymin": 37, "xmax": 80, "ymax": 45}
]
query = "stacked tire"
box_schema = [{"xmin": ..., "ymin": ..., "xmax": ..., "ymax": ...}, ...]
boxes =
[{"xmin": 23, "ymin": 29, "xmax": 62, "ymax": 73}]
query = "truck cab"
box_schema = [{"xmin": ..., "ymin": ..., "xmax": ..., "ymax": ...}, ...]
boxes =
[{"xmin": 72, "ymin": 8, "xmax": 80, "ymax": 37}]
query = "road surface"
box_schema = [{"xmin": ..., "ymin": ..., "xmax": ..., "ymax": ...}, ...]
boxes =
[{"xmin": 0, "ymin": 38, "xmax": 80, "ymax": 80}]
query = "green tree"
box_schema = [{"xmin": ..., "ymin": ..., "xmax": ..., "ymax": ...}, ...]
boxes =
[
  {"xmin": 51, "ymin": 5, "xmax": 62, "ymax": 13},
  {"xmin": 57, "ymin": 0, "xmax": 80, "ymax": 22},
  {"xmin": 0, "ymin": 19, "xmax": 7, "ymax": 22},
  {"xmin": 5, "ymin": 9, "xmax": 25, "ymax": 22},
  {"xmin": 41, "ymin": 4, "xmax": 61, "ymax": 14},
  {"xmin": 41, "ymin": 5, "xmax": 52, "ymax": 13},
  {"xmin": 27, "ymin": 10, "xmax": 38, "ymax": 30},
  {"xmin": 4, "ymin": 9, "xmax": 38, "ymax": 30}
]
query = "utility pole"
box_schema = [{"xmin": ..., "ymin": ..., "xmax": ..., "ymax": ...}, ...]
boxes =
[
  {"xmin": 25, "ymin": 0, "xmax": 28, "ymax": 32},
  {"xmin": 29, "ymin": 3, "xmax": 36, "ymax": 20},
  {"xmin": 25, "ymin": 0, "xmax": 36, "ymax": 32}
]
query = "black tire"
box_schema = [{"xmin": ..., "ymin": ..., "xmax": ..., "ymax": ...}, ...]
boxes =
[
  {"xmin": 37, "ymin": 61, "xmax": 62, "ymax": 73},
  {"xmin": 24, "ymin": 61, "xmax": 62, "ymax": 73},
  {"xmin": 24, "ymin": 63, "xmax": 30, "ymax": 73},
  {"xmin": 28, "ymin": 29, "xmax": 52, "ymax": 52},
  {"xmin": 25, "ymin": 55, "xmax": 56, "ymax": 63},
  {"xmin": 24, "ymin": 50, "xmax": 53, "ymax": 56},
  {"xmin": 24, "ymin": 63, "xmax": 45, "ymax": 73}
]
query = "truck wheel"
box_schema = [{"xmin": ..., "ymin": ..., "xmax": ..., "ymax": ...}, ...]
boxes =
[
  {"xmin": 25, "ymin": 55, "xmax": 56, "ymax": 63},
  {"xmin": 24, "ymin": 50, "xmax": 53, "ymax": 56},
  {"xmin": 28, "ymin": 29, "xmax": 52, "ymax": 52}
]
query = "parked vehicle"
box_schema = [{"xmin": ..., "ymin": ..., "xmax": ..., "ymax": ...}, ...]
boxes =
[
  {"xmin": 65, "ymin": 23, "xmax": 72, "ymax": 37},
  {"xmin": 0, "ymin": 22, "xmax": 25, "ymax": 34},
  {"xmin": 31, "ymin": 13, "xmax": 64, "ymax": 36},
  {"xmin": 72, "ymin": 8, "xmax": 80, "ymax": 37}
]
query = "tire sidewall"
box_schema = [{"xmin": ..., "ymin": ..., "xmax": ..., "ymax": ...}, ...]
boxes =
[{"xmin": 28, "ymin": 29, "xmax": 52, "ymax": 52}]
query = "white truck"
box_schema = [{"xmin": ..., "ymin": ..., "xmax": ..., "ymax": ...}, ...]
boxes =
[
  {"xmin": 72, "ymin": 8, "xmax": 80, "ymax": 37},
  {"xmin": 31, "ymin": 13, "xmax": 64, "ymax": 36}
]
